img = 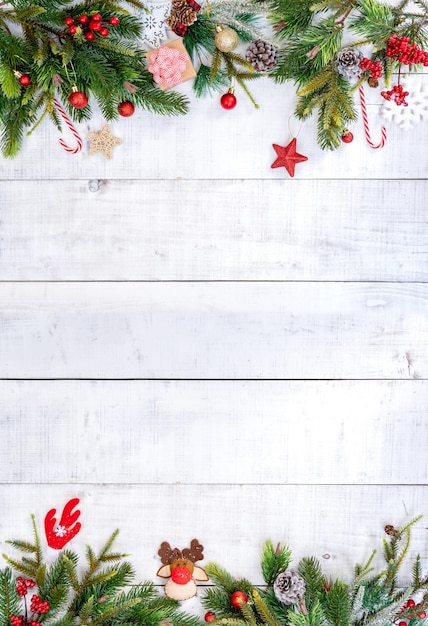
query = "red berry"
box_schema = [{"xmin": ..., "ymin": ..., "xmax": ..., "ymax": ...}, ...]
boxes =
[
  {"xmin": 68, "ymin": 25, "xmax": 77, "ymax": 35},
  {"xmin": 230, "ymin": 591, "xmax": 248, "ymax": 609},
  {"xmin": 68, "ymin": 90, "xmax": 88, "ymax": 109},
  {"xmin": 91, "ymin": 13, "xmax": 102, "ymax": 21},
  {"xmin": 418, "ymin": 614, "xmax": 427, "ymax": 620},
  {"xmin": 85, "ymin": 31, "xmax": 95, "ymax": 41},
  {"xmin": 64, "ymin": 16, "xmax": 74, "ymax": 26},
  {"xmin": 220, "ymin": 92, "xmax": 237, "ymax": 110},
  {"xmin": 341, "ymin": 131, "xmax": 353, "ymax": 143},
  {"xmin": 24, "ymin": 579, "xmax": 35, "ymax": 588},
  {"xmin": 89, "ymin": 20, "xmax": 101, "ymax": 31},
  {"xmin": 99, "ymin": 27, "xmax": 109, "ymax": 37},
  {"xmin": 399, "ymin": 621, "xmax": 408, "ymax": 626},
  {"xmin": 109, "ymin": 16, "xmax": 120, "ymax": 25},
  {"xmin": 118, "ymin": 101, "xmax": 135, "ymax": 117},
  {"xmin": 78, "ymin": 14, "xmax": 89, "ymax": 24},
  {"xmin": 407, "ymin": 600, "xmax": 416, "ymax": 608},
  {"xmin": 205, "ymin": 613, "xmax": 216, "ymax": 623}
]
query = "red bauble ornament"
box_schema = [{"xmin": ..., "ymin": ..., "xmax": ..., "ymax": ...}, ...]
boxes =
[
  {"xmin": 64, "ymin": 16, "xmax": 74, "ymax": 26},
  {"xmin": 19, "ymin": 74, "xmax": 31, "ymax": 87},
  {"xmin": 271, "ymin": 137, "xmax": 308, "ymax": 177},
  {"xmin": 78, "ymin": 14, "xmax": 89, "ymax": 24},
  {"xmin": 85, "ymin": 31, "xmax": 95, "ymax": 41},
  {"xmin": 110, "ymin": 16, "xmax": 120, "ymax": 25},
  {"xmin": 100, "ymin": 27, "xmax": 109, "ymax": 37},
  {"xmin": 341, "ymin": 130, "xmax": 354, "ymax": 143},
  {"xmin": 230, "ymin": 591, "xmax": 248, "ymax": 608},
  {"xmin": 68, "ymin": 89, "xmax": 88, "ymax": 109},
  {"xmin": 205, "ymin": 613, "xmax": 216, "ymax": 623},
  {"xmin": 220, "ymin": 88, "xmax": 237, "ymax": 110},
  {"xmin": 118, "ymin": 101, "xmax": 135, "ymax": 117}
]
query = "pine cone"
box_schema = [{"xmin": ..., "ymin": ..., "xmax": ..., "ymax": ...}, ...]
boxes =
[
  {"xmin": 336, "ymin": 47, "xmax": 363, "ymax": 80},
  {"xmin": 176, "ymin": 5, "xmax": 197, "ymax": 26},
  {"xmin": 166, "ymin": 13, "xmax": 179, "ymax": 29},
  {"xmin": 167, "ymin": 0, "xmax": 198, "ymax": 29},
  {"xmin": 171, "ymin": 0, "xmax": 187, "ymax": 9},
  {"xmin": 246, "ymin": 39, "xmax": 277, "ymax": 72},
  {"xmin": 273, "ymin": 570, "xmax": 306, "ymax": 605}
]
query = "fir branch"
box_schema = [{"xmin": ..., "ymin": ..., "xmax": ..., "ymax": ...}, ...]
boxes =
[
  {"xmin": 322, "ymin": 580, "xmax": 351, "ymax": 626},
  {"xmin": 0, "ymin": 568, "xmax": 21, "ymax": 626},
  {"xmin": 193, "ymin": 63, "xmax": 229, "ymax": 98},
  {"xmin": 183, "ymin": 14, "xmax": 215, "ymax": 63},
  {"xmin": 239, "ymin": 601, "xmax": 258, "ymax": 626},
  {"xmin": 251, "ymin": 589, "xmax": 281, "ymax": 626},
  {"xmin": 298, "ymin": 557, "xmax": 325, "ymax": 611},
  {"xmin": 205, "ymin": 563, "xmax": 239, "ymax": 594},
  {"xmin": 261, "ymin": 541, "xmax": 292, "ymax": 587}
]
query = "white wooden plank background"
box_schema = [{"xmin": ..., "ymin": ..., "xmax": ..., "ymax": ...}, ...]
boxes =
[
  {"xmin": 0, "ymin": 282, "xmax": 427, "ymax": 379},
  {"xmin": 1, "ymin": 30, "xmax": 428, "ymax": 603},
  {"xmin": 1, "ymin": 180, "xmax": 427, "ymax": 282},
  {"xmin": 1, "ymin": 380, "xmax": 427, "ymax": 485}
]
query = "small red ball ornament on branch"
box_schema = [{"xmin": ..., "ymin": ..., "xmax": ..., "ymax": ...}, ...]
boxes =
[
  {"xmin": 68, "ymin": 87, "xmax": 88, "ymax": 109},
  {"xmin": 118, "ymin": 101, "xmax": 135, "ymax": 117},
  {"xmin": 220, "ymin": 88, "xmax": 237, "ymax": 110},
  {"xmin": 230, "ymin": 591, "xmax": 248, "ymax": 608}
]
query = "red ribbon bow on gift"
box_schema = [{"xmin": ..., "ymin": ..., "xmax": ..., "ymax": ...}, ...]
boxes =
[
  {"xmin": 148, "ymin": 46, "xmax": 188, "ymax": 88},
  {"xmin": 44, "ymin": 498, "xmax": 81, "ymax": 549}
]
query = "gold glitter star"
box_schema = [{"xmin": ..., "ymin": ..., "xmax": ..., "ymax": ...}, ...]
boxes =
[{"xmin": 87, "ymin": 125, "xmax": 122, "ymax": 159}]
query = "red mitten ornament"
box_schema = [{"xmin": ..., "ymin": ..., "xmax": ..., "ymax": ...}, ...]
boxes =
[
  {"xmin": 44, "ymin": 497, "xmax": 81, "ymax": 549},
  {"xmin": 156, "ymin": 539, "xmax": 209, "ymax": 600}
]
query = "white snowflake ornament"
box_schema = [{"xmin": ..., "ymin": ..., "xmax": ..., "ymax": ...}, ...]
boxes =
[
  {"xmin": 381, "ymin": 76, "xmax": 428, "ymax": 130},
  {"xmin": 136, "ymin": 1, "xmax": 170, "ymax": 48}
]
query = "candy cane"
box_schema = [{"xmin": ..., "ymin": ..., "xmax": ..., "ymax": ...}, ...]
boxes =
[
  {"xmin": 359, "ymin": 85, "xmax": 387, "ymax": 149},
  {"xmin": 53, "ymin": 97, "xmax": 83, "ymax": 154}
]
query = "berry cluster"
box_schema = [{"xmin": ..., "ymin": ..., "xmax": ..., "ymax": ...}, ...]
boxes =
[
  {"xmin": 386, "ymin": 34, "xmax": 428, "ymax": 66},
  {"xmin": 11, "ymin": 617, "xmax": 38, "ymax": 626},
  {"xmin": 64, "ymin": 12, "xmax": 120, "ymax": 41},
  {"xmin": 29, "ymin": 596, "xmax": 50, "ymax": 615},
  {"xmin": 359, "ymin": 57, "xmax": 383, "ymax": 79},
  {"xmin": 16, "ymin": 577, "xmax": 36, "ymax": 597},
  {"xmin": 380, "ymin": 83, "xmax": 409, "ymax": 106},
  {"xmin": 397, "ymin": 598, "xmax": 427, "ymax": 624}
]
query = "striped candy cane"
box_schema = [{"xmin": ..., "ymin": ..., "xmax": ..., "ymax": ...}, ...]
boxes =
[
  {"xmin": 53, "ymin": 97, "xmax": 83, "ymax": 154},
  {"xmin": 359, "ymin": 85, "xmax": 387, "ymax": 149}
]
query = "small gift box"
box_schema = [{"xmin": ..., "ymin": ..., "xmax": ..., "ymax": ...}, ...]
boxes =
[{"xmin": 146, "ymin": 38, "xmax": 196, "ymax": 90}]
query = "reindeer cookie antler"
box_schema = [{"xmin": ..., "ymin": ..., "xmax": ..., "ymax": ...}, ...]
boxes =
[{"xmin": 157, "ymin": 539, "xmax": 208, "ymax": 600}]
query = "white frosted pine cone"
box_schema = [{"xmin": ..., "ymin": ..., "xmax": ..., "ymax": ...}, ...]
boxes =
[
  {"xmin": 336, "ymin": 47, "xmax": 363, "ymax": 80},
  {"xmin": 273, "ymin": 570, "xmax": 306, "ymax": 605}
]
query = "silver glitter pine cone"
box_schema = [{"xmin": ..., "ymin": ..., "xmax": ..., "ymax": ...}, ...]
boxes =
[
  {"xmin": 336, "ymin": 47, "xmax": 363, "ymax": 80},
  {"xmin": 273, "ymin": 570, "xmax": 306, "ymax": 605}
]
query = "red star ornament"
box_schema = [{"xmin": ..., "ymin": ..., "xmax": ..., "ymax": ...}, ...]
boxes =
[{"xmin": 271, "ymin": 137, "xmax": 308, "ymax": 177}]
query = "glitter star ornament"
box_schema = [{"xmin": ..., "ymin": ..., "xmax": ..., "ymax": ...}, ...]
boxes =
[
  {"xmin": 87, "ymin": 125, "xmax": 122, "ymax": 159},
  {"xmin": 271, "ymin": 138, "xmax": 308, "ymax": 177}
]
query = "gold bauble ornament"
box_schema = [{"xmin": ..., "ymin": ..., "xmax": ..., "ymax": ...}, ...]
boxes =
[{"xmin": 214, "ymin": 25, "xmax": 239, "ymax": 52}]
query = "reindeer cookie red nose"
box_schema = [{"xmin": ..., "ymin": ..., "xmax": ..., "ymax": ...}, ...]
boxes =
[{"xmin": 171, "ymin": 566, "xmax": 193, "ymax": 584}]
